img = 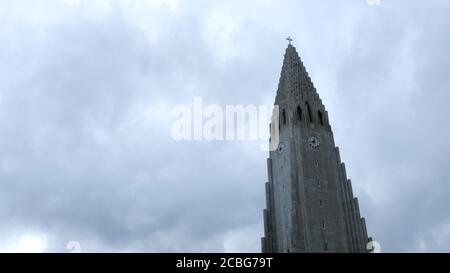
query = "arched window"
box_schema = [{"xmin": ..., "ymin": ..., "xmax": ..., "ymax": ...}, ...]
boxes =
[
  {"xmin": 306, "ymin": 102, "xmax": 313, "ymax": 123},
  {"xmin": 282, "ymin": 109, "xmax": 287, "ymax": 125},
  {"xmin": 318, "ymin": 110, "xmax": 324, "ymax": 125},
  {"xmin": 297, "ymin": 106, "xmax": 302, "ymax": 121}
]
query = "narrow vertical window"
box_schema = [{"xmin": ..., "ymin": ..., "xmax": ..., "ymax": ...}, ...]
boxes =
[
  {"xmin": 269, "ymin": 123, "xmax": 272, "ymax": 143},
  {"xmin": 324, "ymin": 243, "xmax": 328, "ymax": 252},
  {"xmin": 318, "ymin": 110, "xmax": 324, "ymax": 125},
  {"xmin": 319, "ymin": 199, "xmax": 323, "ymax": 208},
  {"xmin": 297, "ymin": 106, "xmax": 302, "ymax": 121},
  {"xmin": 322, "ymin": 221, "xmax": 326, "ymax": 230},
  {"xmin": 306, "ymin": 102, "xmax": 313, "ymax": 123},
  {"xmin": 282, "ymin": 109, "xmax": 287, "ymax": 125}
]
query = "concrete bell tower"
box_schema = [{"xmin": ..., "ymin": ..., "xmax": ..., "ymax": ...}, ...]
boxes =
[{"xmin": 261, "ymin": 42, "xmax": 371, "ymax": 253}]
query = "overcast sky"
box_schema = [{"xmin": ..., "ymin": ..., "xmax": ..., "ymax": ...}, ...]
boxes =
[{"xmin": 0, "ymin": 0, "xmax": 449, "ymax": 252}]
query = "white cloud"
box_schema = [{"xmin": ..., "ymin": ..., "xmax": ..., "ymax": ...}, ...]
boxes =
[{"xmin": 0, "ymin": 233, "xmax": 48, "ymax": 253}]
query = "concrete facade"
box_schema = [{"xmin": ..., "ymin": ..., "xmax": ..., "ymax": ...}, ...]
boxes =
[{"xmin": 261, "ymin": 45, "xmax": 370, "ymax": 253}]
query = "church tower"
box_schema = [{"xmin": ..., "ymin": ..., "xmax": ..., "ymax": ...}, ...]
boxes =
[{"xmin": 262, "ymin": 41, "xmax": 370, "ymax": 253}]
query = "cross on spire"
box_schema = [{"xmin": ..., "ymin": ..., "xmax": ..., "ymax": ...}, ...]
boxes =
[{"xmin": 286, "ymin": 36, "xmax": 293, "ymax": 45}]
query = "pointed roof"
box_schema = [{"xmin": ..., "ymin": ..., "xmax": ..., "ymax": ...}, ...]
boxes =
[{"xmin": 275, "ymin": 44, "xmax": 316, "ymax": 105}]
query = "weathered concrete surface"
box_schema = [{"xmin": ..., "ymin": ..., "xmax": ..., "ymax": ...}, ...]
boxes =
[{"xmin": 262, "ymin": 45, "xmax": 370, "ymax": 253}]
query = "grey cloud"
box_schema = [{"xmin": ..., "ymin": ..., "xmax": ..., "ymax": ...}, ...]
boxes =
[{"xmin": 0, "ymin": 0, "xmax": 449, "ymax": 252}]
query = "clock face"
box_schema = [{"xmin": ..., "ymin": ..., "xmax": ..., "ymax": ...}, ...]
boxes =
[
  {"xmin": 277, "ymin": 142, "xmax": 285, "ymax": 154},
  {"xmin": 308, "ymin": 136, "xmax": 320, "ymax": 148}
]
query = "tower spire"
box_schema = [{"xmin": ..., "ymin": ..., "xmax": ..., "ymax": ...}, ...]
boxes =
[{"xmin": 274, "ymin": 42, "xmax": 316, "ymax": 109}]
